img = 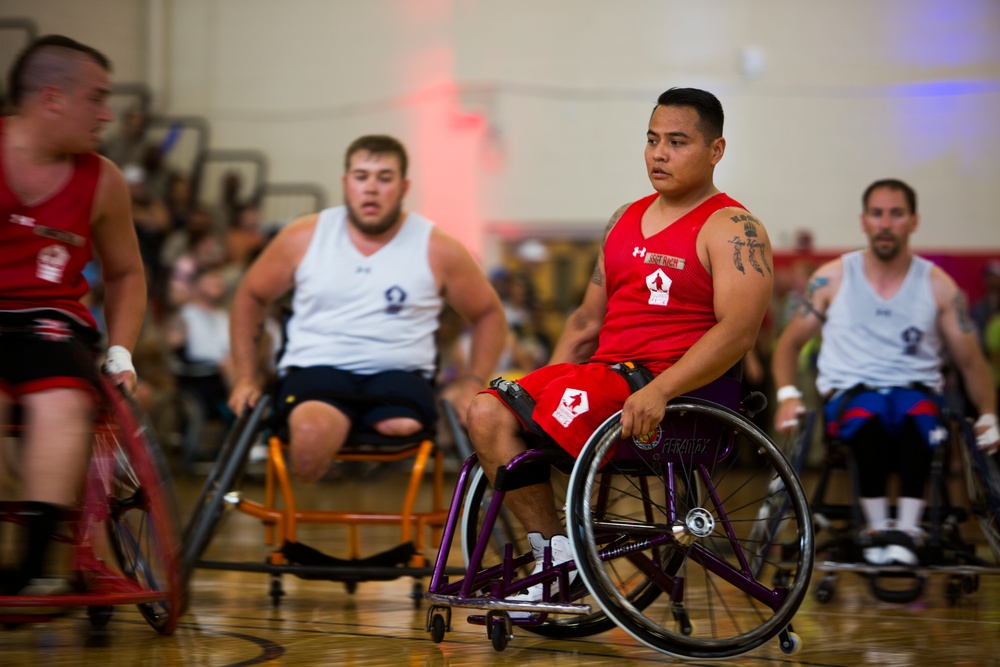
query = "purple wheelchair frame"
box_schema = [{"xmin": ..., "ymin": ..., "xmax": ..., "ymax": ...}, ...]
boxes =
[{"xmin": 424, "ymin": 375, "xmax": 813, "ymax": 657}]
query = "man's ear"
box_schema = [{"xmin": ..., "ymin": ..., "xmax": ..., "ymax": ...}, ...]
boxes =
[
  {"xmin": 710, "ymin": 137, "xmax": 726, "ymax": 165},
  {"xmin": 39, "ymin": 84, "xmax": 64, "ymax": 114}
]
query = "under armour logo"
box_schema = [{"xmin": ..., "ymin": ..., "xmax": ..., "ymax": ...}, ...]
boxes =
[
  {"xmin": 356, "ymin": 266, "xmax": 371, "ymax": 273},
  {"xmin": 876, "ymin": 308, "xmax": 892, "ymax": 317},
  {"xmin": 10, "ymin": 214, "xmax": 35, "ymax": 227},
  {"xmin": 633, "ymin": 246, "xmax": 646, "ymax": 257}
]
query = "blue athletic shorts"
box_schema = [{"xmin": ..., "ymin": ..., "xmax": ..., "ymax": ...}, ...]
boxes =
[{"xmin": 277, "ymin": 366, "xmax": 437, "ymax": 429}]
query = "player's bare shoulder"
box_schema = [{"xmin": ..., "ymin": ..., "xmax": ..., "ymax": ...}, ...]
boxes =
[
  {"xmin": 602, "ymin": 201, "xmax": 633, "ymax": 243},
  {"xmin": 705, "ymin": 206, "xmax": 773, "ymax": 279},
  {"xmin": 927, "ymin": 263, "xmax": 973, "ymax": 330},
  {"xmin": 590, "ymin": 201, "xmax": 633, "ymax": 288},
  {"xmin": 265, "ymin": 212, "xmax": 320, "ymax": 264}
]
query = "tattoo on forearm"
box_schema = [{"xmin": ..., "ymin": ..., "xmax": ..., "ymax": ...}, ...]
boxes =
[
  {"xmin": 953, "ymin": 293, "xmax": 973, "ymax": 333},
  {"xmin": 727, "ymin": 214, "xmax": 771, "ymax": 277}
]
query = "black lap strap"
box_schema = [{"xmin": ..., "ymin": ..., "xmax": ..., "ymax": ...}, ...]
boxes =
[{"xmin": 609, "ymin": 361, "xmax": 653, "ymax": 393}]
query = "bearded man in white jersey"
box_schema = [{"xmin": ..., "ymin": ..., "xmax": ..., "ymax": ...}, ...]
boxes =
[
  {"xmin": 772, "ymin": 178, "xmax": 998, "ymax": 565},
  {"xmin": 228, "ymin": 135, "xmax": 506, "ymax": 482}
]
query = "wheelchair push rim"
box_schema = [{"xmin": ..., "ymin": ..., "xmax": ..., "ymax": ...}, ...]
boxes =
[
  {"xmin": 566, "ymin": 400, "xmax": 814, "ymax": 659},
  {"xmin": 89, "ymin": 376, "xmax": 185, "ymax": 634}
]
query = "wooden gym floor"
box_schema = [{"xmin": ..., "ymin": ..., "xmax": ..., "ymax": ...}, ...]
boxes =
[{"xmin": 2, "ymin": 465, "xmax": 1000, "ymax": 667}]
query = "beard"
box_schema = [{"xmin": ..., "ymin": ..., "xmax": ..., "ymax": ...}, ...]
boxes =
[
  {"xmin": 345, "ymin": 199, "xmax": 404, "ymax": 237},
  {"xmin": 871, "ymin": 235, "xmax": 901, "ymax": 261}
]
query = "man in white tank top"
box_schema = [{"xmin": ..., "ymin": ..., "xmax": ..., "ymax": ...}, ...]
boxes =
[
  {"xmin": 228, "ymin": 135, "xmax": 507, "ymax": 482},
  {"xmin": 772, "ymin": 179, "xmax": 998, "ymax": 565}
]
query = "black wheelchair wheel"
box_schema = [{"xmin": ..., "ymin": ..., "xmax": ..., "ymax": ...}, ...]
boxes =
[
  {"xmin": 567, "ymin": 400, "xmax": 813, "ymax": 660},
  {"xmin": 95, "ymin": 377, "xmax": 184, "ymax": 634},
  {"xmin": 180, "ymin": 396, "xmax": 270, "ymax": 583},
  {"xmin": 956, "ymin": 417, "xmax": 1000, "ymax": 562}
]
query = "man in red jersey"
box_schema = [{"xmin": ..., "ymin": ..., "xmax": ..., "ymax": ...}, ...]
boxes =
[
  {"xmin": 466, "ymin": 88, "xmax": 773, "ymax": 602},
  {"xmin": 0, "ymin": 36, "xmax": 146, "ymax": 599}
]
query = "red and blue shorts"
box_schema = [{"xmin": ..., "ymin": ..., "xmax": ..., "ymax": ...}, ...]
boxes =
[{"xmin": 823, "ymin": 386, "xmax": 944, "ymax": 448}]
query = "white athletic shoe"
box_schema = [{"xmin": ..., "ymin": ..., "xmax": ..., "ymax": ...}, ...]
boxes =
[{"xmin": 507, "ymin": 533, "xmax": 576, "ymax": 616}]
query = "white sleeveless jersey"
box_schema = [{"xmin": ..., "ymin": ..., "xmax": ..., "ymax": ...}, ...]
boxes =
[
  {"xmin": 817, "ymin": 250, "xmax": 943, "ymax": 393},
  {"xmin": 279, "ymin": 207, "xmax": 442, "ymax": 377}
]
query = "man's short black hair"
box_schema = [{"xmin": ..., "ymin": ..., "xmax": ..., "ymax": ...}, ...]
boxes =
[
  {"xmin": 862, "ymin": 179, "xmax": 917, "ymax": 214},
  {"xmin": 653, "ymin": 87, "xmax": 724, "ymax": 143},
  {"xmin": 7, "ymin": 34, "xmax": 111, "ymax": 108}
]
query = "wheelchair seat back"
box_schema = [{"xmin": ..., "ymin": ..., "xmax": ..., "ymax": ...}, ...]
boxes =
[{"xmin": 610, "ymin": 374, "xmax": 743, "ymax": 468}]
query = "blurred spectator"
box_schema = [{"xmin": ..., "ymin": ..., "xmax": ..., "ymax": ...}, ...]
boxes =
[
  {"xmin": 139, "ymin": 143, "xmax": 171, "ymax": 201},
  {"xmin": 161, "ymin": 206, "xmax": 217, "ymax": 271},
  {"xmin": 166, "ymin": 229, "xmax": 227, "ymax": 307},
  {"xmin": 165, "ymin": 172, "xmax": 196, "ymax": 231},
  {"xmin": 100, "ymin": 104, "xmax": 148, "ymax": 168},
  {"xmin": 972, "ymin": 260, "xmax": 1000, "ymax": 347},
  {"xmin": 226, "ymin": 200, "xmax": 269, "ymax": 269},
  {"xmin": 986, "ymin": 312, "xmax": 1000, "ymax": 415},
  {"xmin": 166, "ymin": 265, "xmax": 235, "ymax": 424},
  {"xmin": 125, "ymin": 164, "xmax": 171, "ymax": 297}
]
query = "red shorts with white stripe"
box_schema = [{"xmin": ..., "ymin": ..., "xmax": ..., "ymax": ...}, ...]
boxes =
[{"xmin": 482, "ymin": 362, "xmax": 632, "ymax": 458}]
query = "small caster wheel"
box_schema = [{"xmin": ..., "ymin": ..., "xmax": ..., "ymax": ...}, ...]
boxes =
[
  {"xmin": 672, "ymin": 604, "xmax": 692, "ymax": 635},
  {"xmin": 945, "ymin": 578, "xmax": 962, "ymax": 606},
  {"xmin": 411, "ymin": 581, "xmax": 423, "ymax": 609},
  {"xmin": 344, "ymin": 581, "xmax": 358, "ymax": 595},
  {"xmin": 490, "ymin": 622, "xmax": 509, "ymax": 652},
  {"xmin": 269, "ymin": 577, "xmax": 285, "ymax": 608},
  {"xmin": 429, "ymin": 614, "xmax": 446, "ymax": 643},
  {"xmin": 772, "ymin": 569, "xmax": 791, "ymax": 588},
  {"xmin": 779, "ymin": 631, "xmax": 802, "ymax": 655},
  {"xmin": 963, "ymin": 575, "xmax": 979, "ymax": 594},
  {"xmin": 87, "ymin": 605, "xmax": 113, "ymax": 628},
  {"xmin": 815, "ymin": 581, "xmax": 835, "ymax": 603}
]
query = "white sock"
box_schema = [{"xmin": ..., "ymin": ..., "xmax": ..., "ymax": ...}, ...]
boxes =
[
  {"xmin": 860, "ymin": 497, "xmax": 889, "ymax": 532},
  {"xmin": 896, "ymin": 497, "xmax": 925, "ymax": 536}
]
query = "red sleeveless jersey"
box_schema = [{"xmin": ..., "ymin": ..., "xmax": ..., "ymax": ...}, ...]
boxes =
[
  {"xmin": 591, "ymin": 192, "xmax": 745, "ymax": 374},
  {"xmin": 0, "ymin": 117, "xmax": 100, "ymax": 328}
]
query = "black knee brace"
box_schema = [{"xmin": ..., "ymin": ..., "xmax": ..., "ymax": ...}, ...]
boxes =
[{"xmin": 490, "ymin": 377, "xmax": 545, "ymax": 437}]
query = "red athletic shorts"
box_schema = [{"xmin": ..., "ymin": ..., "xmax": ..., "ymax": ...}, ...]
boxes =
[{"xmin": 483, "ymin": 362, "xmax": 632, "ymax": 457}]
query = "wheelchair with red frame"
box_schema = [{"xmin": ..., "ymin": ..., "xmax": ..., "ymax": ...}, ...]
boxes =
[{"xmin": 0, "ymin": 327, "xmax": 184, "ymax": 634}]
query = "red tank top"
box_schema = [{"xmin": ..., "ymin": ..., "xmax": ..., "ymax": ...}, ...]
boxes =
[
  {"xmin": 591, "ymin": 192, "xmax": 745, "ymax": 374},
  {"xmin": 0, "ymin": 117, "xmax": 100, "ymax": 328}
]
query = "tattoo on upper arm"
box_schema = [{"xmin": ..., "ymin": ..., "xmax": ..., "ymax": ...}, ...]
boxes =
[
  {"xmin": 953, "ymin": 292, "xmax": 973, "ymax": 333},
  {"xmin": 592, "ymin": 204, "xmax": 629, "ymax": 286},
  {"xmin": 794, "ymin": 277, "xmax": 828, "ymax": 322},
  {"xmin": 591, "ymin": 262, "xmax": 605, "ymax": 287},
  {"xmin": 727, "ymin": 214, "xmax": 772, "ymax": 277}
]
